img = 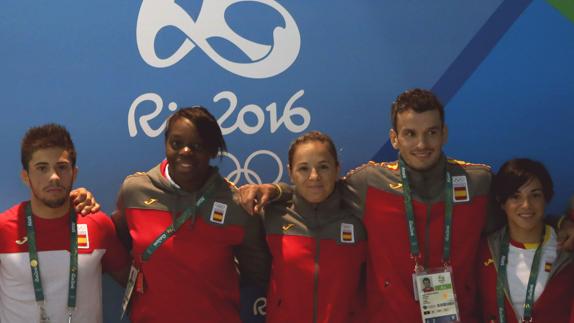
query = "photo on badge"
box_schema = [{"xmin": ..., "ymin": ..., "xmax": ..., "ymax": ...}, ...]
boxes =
[{"xmin": 414, "ymin": 268, "xmax": 460, "ymax": 322}]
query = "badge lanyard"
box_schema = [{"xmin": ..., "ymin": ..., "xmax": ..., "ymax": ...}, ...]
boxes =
[
  {"xmin": 25, "ymin": 202, "xmax": 78, "ymax": 323},
  {"xmin": 122, "ymin": 175, "xmax": 221, "ymax": 319},
  {"xmin": 398, "ymin": 159, "xmax": 453, "ymax": 272},
  {"xmin": 496, "ymin": 227, "xmax": 545, "ymax": 323},
  {"xmin": 141, "ymin": 177, "xmax": 219, "ymax": 262}
]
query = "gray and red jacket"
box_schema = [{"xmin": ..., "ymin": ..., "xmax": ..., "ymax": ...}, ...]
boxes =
[
  {"xmin": 263, "ymin": 183, "xmax": 367, "ymax": 323},
  {"xmin": 478, "ymin": 226, "xmax": 574, "ymax": 323},
  {"xmin": 343, "ymin": 155, "xmax": 491, "ymax": 322},
  {"xmin": 113, "ymin": 160, "xmax": 270, "ymax": 323}
]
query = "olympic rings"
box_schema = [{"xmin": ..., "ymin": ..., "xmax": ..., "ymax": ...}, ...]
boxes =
[{"xmin": 220, "ymin": 150, "xmax": 283, "ymax": 184}]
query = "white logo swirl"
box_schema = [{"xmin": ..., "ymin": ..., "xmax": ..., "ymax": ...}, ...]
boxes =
[
  {"xmin": 252, "ymin": 296, "xmax": 267, "ymax": 316},
  {"xmin": 136, "ymin": 0, "xmax": 301, "ymax": 79}
]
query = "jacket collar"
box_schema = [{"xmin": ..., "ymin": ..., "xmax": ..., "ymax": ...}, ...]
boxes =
[
  {"xmin": 400, "ymin": 153, "xmax": 447, "ymax": 201},
  {"xmin": 487, "ymin": 225, "xmax": 573, "ymax": 282},
  {"xmin": 291, "ymin": 183, "xmax": 345, "ymax": 230},
  {"xmin": 149, "ymin": 159, "xmax": 222, "ymax": 197}
]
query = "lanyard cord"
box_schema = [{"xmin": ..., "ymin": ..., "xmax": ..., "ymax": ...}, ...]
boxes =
[
  {"xmin": 398, "ymin": 159, "xmax": 453, "ymax": 271},
  {"xmin": 496, "ymin": 227, "xmax": 545, "ymax": 323},
  {"xmin": 25, "ymin": 202, "xmax": 78, "ymax": 312},
  {"xmin": 141, "ymin": 177, "xmax": 219, "ymax": 262}
]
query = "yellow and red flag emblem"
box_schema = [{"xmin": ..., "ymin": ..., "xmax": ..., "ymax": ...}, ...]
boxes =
[
  {"xmin": 452, "ymin": 176, "xmax": 470, "ymax": 202},
  {"xmin": 77, "ymin": 223, "xmax": 90, "ymax": 249},
  {"xmin": 340, "ymin": 223, "xmax": 355, "ymax": 243},
  {"xmin": 210, "ymin": 202, "xmax": 228, "ymax": 224}
]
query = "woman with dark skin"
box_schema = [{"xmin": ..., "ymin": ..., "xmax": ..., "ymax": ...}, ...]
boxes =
[
  {"xmin": 112, "ymin": 106, "xmax": 269, "ymax": 323},
  {"xmin": 478, "ymin": 158, "xmax": 574, "ymax": 323}
]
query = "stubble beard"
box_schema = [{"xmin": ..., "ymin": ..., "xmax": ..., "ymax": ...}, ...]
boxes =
[{"xmin": 31, "ymin": 186, "xmax": 71, "ymax": 209}]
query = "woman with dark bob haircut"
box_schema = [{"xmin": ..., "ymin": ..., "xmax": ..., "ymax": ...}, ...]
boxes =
[
  {"xmin": 478, "ymin": 158, "xmax": 574, "ymax": 323},
  {"xmin": 112, "ymin": 106, "xmax": 270, "ymax": 323}
]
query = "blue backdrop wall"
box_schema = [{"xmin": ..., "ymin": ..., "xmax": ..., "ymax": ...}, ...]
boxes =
[{"xmin": 1, "ymin": 1, "xmax": 573, "ymax": 321}]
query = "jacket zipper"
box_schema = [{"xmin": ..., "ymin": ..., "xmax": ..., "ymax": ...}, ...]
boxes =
[
  {"xmin": 313, "ymin": 208, "xmax": 320, "ymax": 323},
  {"xmin": 424, "ymin": 203, "xmax": 431, "ymax": 268}
]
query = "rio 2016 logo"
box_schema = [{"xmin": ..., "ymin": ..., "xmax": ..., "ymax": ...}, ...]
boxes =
[{"xmin": 136, "ymin": 0, "xmax": 301, "ymax": 79}]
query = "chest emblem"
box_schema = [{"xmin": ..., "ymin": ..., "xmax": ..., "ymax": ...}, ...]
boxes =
[
  {"xmin": 452, "ymin": 175, "xmax": 470, "ymax": 202},
  {"xmin": 210, "ymin": 202, "xmax": 228, "ymax": 224},
  {"xmin": 15, "ymin": 236, "xmax": 28, "ymax": 245},
  {"xmin": 281, "ymin": 224, "xmax": 295, "ymax": 231},
  {"xmin": 144, "ymin": 198, "xmax": 158, "ymax": 206},
  {"xmin": 340, "ymin": 223, "xmax": 355, "ymax": 244},
  {"xmin": 77, "ymin": 224, "xmax": 90, "ymax": 249}
]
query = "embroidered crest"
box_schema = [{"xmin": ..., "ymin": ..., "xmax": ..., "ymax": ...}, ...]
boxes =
[
  {"xmin": 452, "ymin": 175, "xmax": 470, "ymax": 202},
  {"xmin": 210, "ymin": 202, "xmax": 228, "ymax": 224},
  {"xmin": 77, "ymin": 223, "xmax": 90, "ymax": 249},
  {"xmin": 340, "ymin": 223, "xmax": 355, "ymax": 243}
]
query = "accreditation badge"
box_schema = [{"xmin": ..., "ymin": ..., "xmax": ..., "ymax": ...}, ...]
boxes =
[
  {"xmin": 414, "ymin": 268, "xmax": 460, "ymax": 322},
  {"xmin": 121, "ymin": 264, "xmax": 141, "ymax": 319}
]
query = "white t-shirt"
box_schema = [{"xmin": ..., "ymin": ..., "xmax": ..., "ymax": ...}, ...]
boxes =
[
  {"xmin": 506, "ymin": 225, "xmax": 557, "ymax": 320},
  {"xmin": 0, "ymin": 203, "xmax": 129, "ymax": 323}
]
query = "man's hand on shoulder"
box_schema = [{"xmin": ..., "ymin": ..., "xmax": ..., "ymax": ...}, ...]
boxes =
[
  {"xmin": 70, "ymin": 187, "xmax": 100, "ymax": 215},
  {"xmin": 237, "ymin": 184, "xmax": 280, "ymax": 215}
]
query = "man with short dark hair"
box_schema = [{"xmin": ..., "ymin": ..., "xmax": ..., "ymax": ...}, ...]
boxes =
[
  {"xmin": 240, "ymin": 88, "xmax": 574, "ymax": 322},
  {"xmin": 0, "ymin": 124, "xmax": 129, "ymax": 323},
  {"xmin": 342, "ymin": 88, "xmax": 491, "ymax": 322}
]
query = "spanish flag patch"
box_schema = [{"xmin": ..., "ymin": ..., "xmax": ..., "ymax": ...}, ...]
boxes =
[
  {"xmin": 210, "ymin": 202, "xmax": 227, "ymax": 224},
  {"xmin": 340, "ymin": 223, "xmax": 355, "ymax": 244},
  {"xmin": 452, "ymin": 175, "xmax": 470, "ymax": 202},
  {"xmin": 77, "ymin": 223, "xmax": 90, "ymax": 249},
  {"xmin": 544, "ymin": 262, "xmax": 552, "ymax": 272}
]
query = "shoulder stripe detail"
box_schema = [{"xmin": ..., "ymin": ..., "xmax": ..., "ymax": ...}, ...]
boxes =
[
  {"xmin": 223, "ymin": 177, "xmax": 237, "ymax": 189},
  {"xmin": 343, "ymin": 160, "xmax": 399, "ymax": 179},
  {"xmin": 447, "ymin": 158, "xmax": 491, "ymax": 170},
  {"xmin": 125, "ymin": 171, "xmax": 147, "ymax": 179}
]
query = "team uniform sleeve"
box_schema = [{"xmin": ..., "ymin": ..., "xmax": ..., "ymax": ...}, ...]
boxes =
[
  {"xmin": 273, "ymin": 182, "xmax": 293, "ymax": 203},
  {"xmin": 235, "ymin": 212, "xmax": 271, "ymax": 289},
  {"xmin": 98, "ymin": 214, "xmax": 131, "ymax": 273},
  {"xmin": 477, "ymin": 237, "xmax": 497, "ymax": 322},
  {"xmin": 342, "ymin": 165, "xmax": 372, "ymax": 219},
  {"xmin": 111, "ymin": 182, "xmax": 133, "ymax": 251}
]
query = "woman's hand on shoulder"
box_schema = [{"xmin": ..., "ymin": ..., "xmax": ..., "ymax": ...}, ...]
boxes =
[
  {"xmin": 237, "ymin": 184, "xmax": 280, "ymax": 215},
  {"xmin": 70, "ymin": 187, "xmax": 101, "ymax": 215}
]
